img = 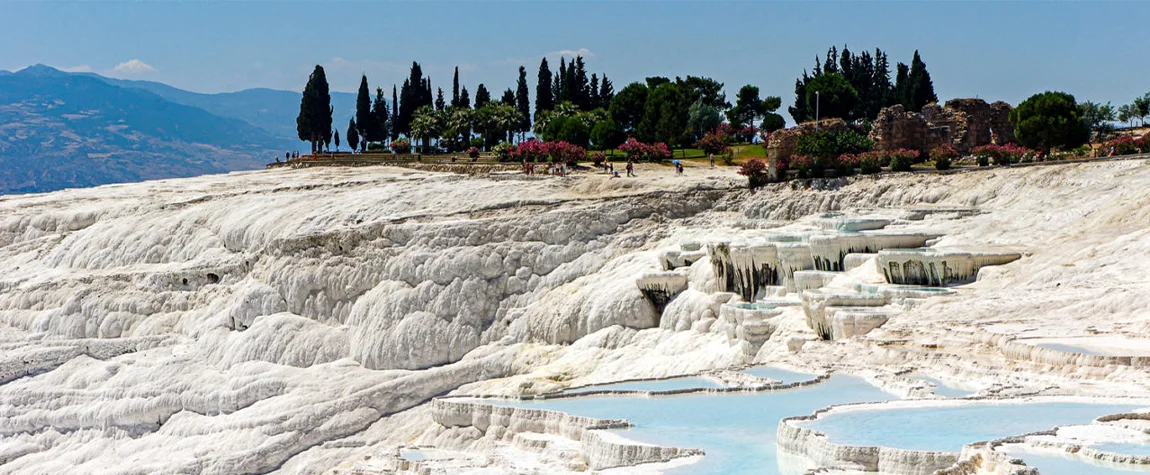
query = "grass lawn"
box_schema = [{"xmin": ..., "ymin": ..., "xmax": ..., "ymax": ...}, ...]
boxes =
[{"xmin": 588, "ymin": 142, "xmax": 765, "ymax": 164}]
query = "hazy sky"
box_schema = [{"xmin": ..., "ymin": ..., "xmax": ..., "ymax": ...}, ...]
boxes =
[{"xmin": 4, "ymin": 1, "xmax": 1149, "ymax": 116}]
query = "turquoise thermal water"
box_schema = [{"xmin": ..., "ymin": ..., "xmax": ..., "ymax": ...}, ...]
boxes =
[
  {"xmin": 561, "ymin": 377, "xmax": 724, "ymax": 394},
  {"xmin": 1000, "ymin": 448, "xmax": 1150, "ymax": 474},
  {"xmin": 743, "ymin": 366, "xmax": 818, "ymax": 384},
  {"xmin": 805, "ymin": 402, "xmax": 1143, "ymax": 452},
  {"xmin": 491, "ymin": 375, "xmax": 893, "ymax": 474},
  {"xmin": 1037, "ymin": 342, "xmax": 1104, "ymax": 355}
]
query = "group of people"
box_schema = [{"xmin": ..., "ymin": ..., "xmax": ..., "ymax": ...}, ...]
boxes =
[
  {"xmin": 521, "ymin": 161, "xmax": 568, "ymax": 177},
  {"xmin": 604, "ymin": 159, "xmax": 636, "ymax": 178}
]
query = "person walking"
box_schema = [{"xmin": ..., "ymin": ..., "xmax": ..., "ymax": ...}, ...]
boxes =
[
  {"xmin": 626, "ymin": 159, "xmax": 635, "ymax": 177},
  {"xmin": 709, "ymin": 153, "xmax": 715, "ymax": 168}
]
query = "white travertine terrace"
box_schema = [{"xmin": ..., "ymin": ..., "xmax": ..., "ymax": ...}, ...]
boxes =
[{"xmin": 3, "ymin": 159, "xmax": 1150, "ymax": 473}]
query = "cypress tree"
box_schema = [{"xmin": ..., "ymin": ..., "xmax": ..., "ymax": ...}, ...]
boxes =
[
  {"xmin": 557, "ymin": 58, "xmax": 568, "ymax": 103},
  {"xmin": 552, "ymin": 72, "xmax": 561, "ymax": 107},
  {"xmin": 355, "ymin": 75, "xmax": 372, "ymax": 143},
  {"xmin": 535, "ymin": 58, "xmax": 553, "ymax": 118},
  {"xmin": 398, "ymin": 79, "xmax": 412, "ymax": 136},
  {"xmin": 436, "ymin": 88, "xmax": 446, "ymax": 111},
  {"xmin": 599, "ymin": 75, "xmax": 614, "ymax": 106},
  {"xmin": 296, "ymin": 65, "xmax": 332, "ymax": 154},
  {"xmin": 334, "ymin": 130, "xmax": 340, "ymax": 151},
  {"xmin": 875, "ymin": 50, "xmax": 892, "ymax": 108},
  {"xmin": 516, "ymin": 66, "xmax": 531, "ymax": 135},
  {"xmin": 501, "ymin": 88, "xmax": 515, "ymax": 106},
  {"xmin": 347, "ymin": 118, "xmax": 359, "ymax": 153},
  {"xmin": 894, "ymin": 63, "xmax": 910, "ymax": 109},
  {"xmin": 460, "ymin": 86, "xmax": 470, "ymax": 109},
  {"xmin": 589, "ymin": 74, "xmax": 600, "ymax": 109},
  {"xmin": 391, "ymin": 85, "xmax": 399, "ymax": 141},
  {"xmin": 372, "ymin": 87, "xmax": 388, "ymax": 148},
  {"xmin": 906, "ymin": 51, "xmax": 938, "ymax": 112},
  {"xmin": 452, "ymin": 66, "xmax": 460, "ymax": 108},
  {"xmin": 574, "ymin": 56, "xmax": 588, "ymax": 109},
  {"xmin": 475, "ymin": 84, "xmax": 490, "ymax": 108}
]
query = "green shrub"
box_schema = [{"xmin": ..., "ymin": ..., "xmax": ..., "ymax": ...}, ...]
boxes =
[
  {"xmin": 934, "ymin": 156, "xmax": 951, "ymax": 170},
  {"xmin": 794, "ymin": 130, "xmax": 874, "ymax": 160},
  {"xmin": 977, "ymin": 155, "xmax": 990, "ymax": 167},
  {"xmin": 890, "ymin": 154, "xmax": 914, "ymax": 171}
]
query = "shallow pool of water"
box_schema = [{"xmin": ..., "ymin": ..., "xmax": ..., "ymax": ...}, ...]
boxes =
[
  {"xmin": 400, "ymin": 449, "xmax": 427, "ymax": 462},
  {"xmin": 1000, "ymin": 447, "xmax": 1150, "ymax": 474},
  {"xmin": 561, "ymin": 377, "xmax": 724, "ymax": 394},
  {"xmin": 492, "ymin": 375, "xmax": 894, "ymax": 474},
  {"xmin": 806, "ymin": 402, "xmax": 1143, "ymax": 452},
  {"xmin": 743, "ymin": 366, "xmax": 818, "ymax": 384},
  {"xmin": 1093, "ymin": 443, "xmax": 1150, "ymax": 457},
  {"xmin": 1036, "ymin": 342, "xmax": 1104, "ymax": 355}
]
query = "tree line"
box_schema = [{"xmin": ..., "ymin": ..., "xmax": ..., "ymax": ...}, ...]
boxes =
[
  {"xmin": 296, "ymin": 56, "xmax": 791, "ymax": 155},
  {"xmin": 789, "ymin": 45, "xmax": 936, "ymax": 123}
]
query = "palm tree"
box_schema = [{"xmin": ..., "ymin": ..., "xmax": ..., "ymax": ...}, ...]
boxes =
[{"xmin": 410, "ymin": 106, "xmax": 441, "ymax": 153}]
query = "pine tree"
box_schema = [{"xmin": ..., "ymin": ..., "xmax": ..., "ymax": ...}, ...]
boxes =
[
  {"xmin": 452, "ymin": 66, "xmax": 460, "ymax": 108},
  {"xmin": 875, "ymin": 50, "xmax": 892, "ymax": 108},
  {"xmin": 460, "ymin": 86, "xmax": 470, "ymax": 109},
  {"xmin": 296, "ymin": 65, "xmax": 332, "ymax": 154},
  {"xmin": 475, "ymin": 84, "xmax": 491, "ymax": 108},
  {"xmin": 501, "ymin": 88, "xmax": 515, "ymax": 106},
  {"xmin": 391, "ymin": 85, "xmax": 399, "ymax": 141},
  {"xmin": 355, "ymin": 75, "xmax": 372, "ymax": 145},
  {"xmin": 436, "ymin": 88, "xmax": 446, "ymax": 111},
  {"xmin": 535, "ymin": 58, "xmax": 553, "ymax": 118},
  {"xmin": 347, "ymin": 118, "xmax": 359, "ymax": 153},
  {"xmin": 599, "ymin": 75, "xmax": 614, "ymax": 106},
  {"xmin": 788, "ymin": 72, "xmax": 810, "ymax": 123},
  {"xmin": 515, "ymin": 65, "xmax": 531, "ymax": 136}
]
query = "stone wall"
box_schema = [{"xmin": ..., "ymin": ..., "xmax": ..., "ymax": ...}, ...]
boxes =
[
  {"xmin": 871, "ymin": 99, "xmax": 1015, "ymax": 154},
  {"xmin": 766, "ymin": 118, "xmax": 849, "ymax": 179},
  {"xmin": 990, "ymin": 101, "xmax": 1016, "ymax": 145},
  {"xmin": 870, "ymin": 105, "xmax": 931, "ymax": 154}
]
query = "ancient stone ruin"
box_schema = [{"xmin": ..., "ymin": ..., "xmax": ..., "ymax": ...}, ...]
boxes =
[
  {"xmin": 869, "ymin": 98, "xmax": 1015, "ymax": 154},
  {"xmin": 765, "ymin": 118, "xmax": 849, "ymax": 180}
]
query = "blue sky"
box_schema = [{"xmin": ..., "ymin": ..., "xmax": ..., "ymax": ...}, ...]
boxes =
[{"xmin": 4, "ymin": 1, "xmax": 1149, "ymax": 119}]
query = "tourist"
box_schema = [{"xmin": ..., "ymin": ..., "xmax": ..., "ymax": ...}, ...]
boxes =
[
  {"xmin": 676, "ymin": 162, "xmax": 684, "ymax": 175},
  {"xmin": 626, "ymin": 160, "xmax": 635, "ymax": 177},
  {"xmin": 709, "ymin": 153, "xmax": 715, "ymax": 168}
]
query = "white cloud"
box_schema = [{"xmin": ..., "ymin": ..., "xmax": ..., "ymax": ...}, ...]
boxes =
[
  {"xmin": 60, "ymin": 65, "xmax": 93, "ymax": 73},
  {"xmin": 108, "ymin": 59, "xmax": 157, "ymax": 76},
  {"xmin": 497, "ymin": 48, "xmax": 596, "ymax": 67},
  {"xmin": 547, "ymin": 48, "xmax": 595, "ymax": 59}
]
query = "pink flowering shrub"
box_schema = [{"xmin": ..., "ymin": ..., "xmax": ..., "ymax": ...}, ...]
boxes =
[
  {"xmin": 510, "ymin": 139, "xmax": 548, "ymax": 162},
  {"xmin": 389, "ymin": 138, "xmax": 411, "ymax": 154},
  {"xmin": 737, "ymin": 125, "xmax": 759, "ymax": 143},
  {"xmin": 544, "ymin": 141, "xmax": 587, "ymax": 165},
  {"xmin": 834, "ymin": 153, "xmax": 859, "ymax": 177},
  {"xmin": 738, "ymin": 158, "xmax": 769, "ymax": 188},
  {"xmin": 972, "ymin": 144, "xmax": 1035, "ymax": 166},
  {"xmin": 467, "ymin": 147, "xmax": 480, "ymax": 159},
  {"xmin": 696, "ymin": 132, "xmax": 730, "ymax": 156},
  {"xmin": 619, "ymin": 138, "xmax": 672, "ymax": 161}
]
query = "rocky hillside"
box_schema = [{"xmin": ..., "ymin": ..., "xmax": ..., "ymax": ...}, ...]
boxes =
[{"xmin": 0, "ymin": 65, "xmax": 290, "ymax": 194}]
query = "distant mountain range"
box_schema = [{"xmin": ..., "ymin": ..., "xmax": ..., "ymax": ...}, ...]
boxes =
[{"xmin": 0, "ymin": 65, "xmax": 356, "ymax": 195}]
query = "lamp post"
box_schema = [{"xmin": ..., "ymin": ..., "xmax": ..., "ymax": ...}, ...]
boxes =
[{"xmin": 815, "ymin": 91, "xmax": 821, "ymax": 131}]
